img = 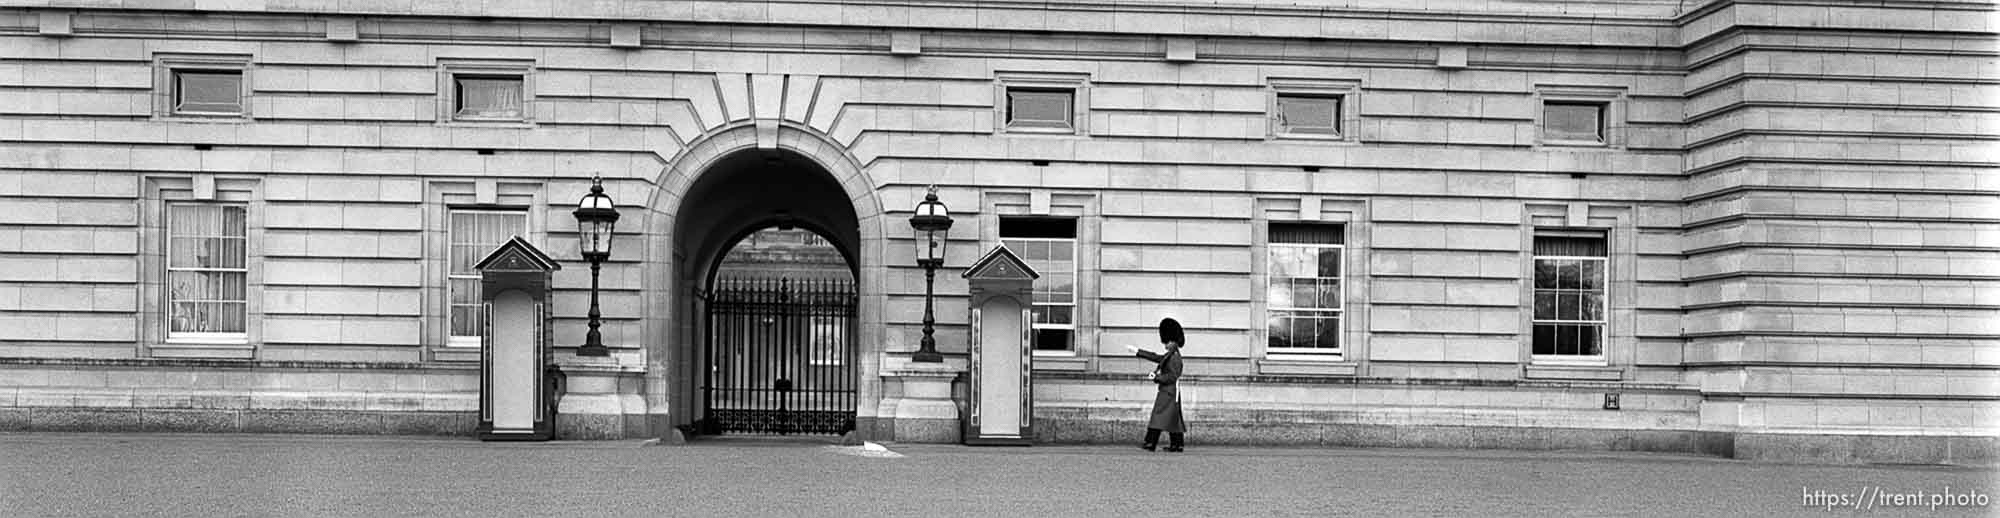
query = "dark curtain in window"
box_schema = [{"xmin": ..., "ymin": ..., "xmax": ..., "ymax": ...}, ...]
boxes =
[
  {"xmin": 1534, "ymin": 235, "xmax": 1606, "ymax": 257},
  {"xmin": 1270, "ymin": 222, "xmax": 1343, "ymax": 245}
]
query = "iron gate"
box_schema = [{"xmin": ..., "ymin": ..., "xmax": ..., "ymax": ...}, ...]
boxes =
[{"xmin": 700, "ymin": 277, "xmax": 857, "ymax": 435}]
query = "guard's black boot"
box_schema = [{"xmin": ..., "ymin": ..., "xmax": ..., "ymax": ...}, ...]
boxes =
[
  {"xmin": 1140, "ymin": 443, "xmax": 1157, "ymax": 452},
  {"xmin": 1164, "ymin": 433, "xmax": 1185, "ymax": 452},
  {"xmin": 1141, "ymin": 429, "xmax": 1161, "ymax": 451}
]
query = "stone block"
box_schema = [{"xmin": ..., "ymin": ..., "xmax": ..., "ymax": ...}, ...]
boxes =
[
  {"xmin": 140, "ymin": 409, "xmax": 241, "ymax": 433},
  {"xmin": 385, "ymin": 412, "xmax": 477, "ymax": 436},
  {"xmin": 31, "ymin": 408, "xmax": 144, "ymax": 432},
  {"xmin": 241, "ymin": 410, "xmax": 385, "ymax": 435}
]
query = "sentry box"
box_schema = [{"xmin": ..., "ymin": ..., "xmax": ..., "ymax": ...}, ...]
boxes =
[{"xmin": 473, "ymin": 237, "xmax": 562, "ymax": 441}]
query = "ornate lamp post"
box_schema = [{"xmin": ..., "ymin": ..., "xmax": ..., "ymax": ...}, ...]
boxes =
[
  {"xmin": 572, "ymin": 176, "xmax": 620, "ymax": 357},
  {"xmin": 907, "ymin": 186, "xmax": 953, "ymax": 363}
]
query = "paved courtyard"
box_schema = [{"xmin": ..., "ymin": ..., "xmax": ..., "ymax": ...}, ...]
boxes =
[{"xmin": 0, "ymin": 433, "xmax": 1992, "ymax": 517}]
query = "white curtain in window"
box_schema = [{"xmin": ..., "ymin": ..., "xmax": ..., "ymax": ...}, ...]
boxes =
[
  {"xmin": 167, "ymin": 205, "xmax": 247, "ymax": 334},
  {"xmin": 457, "ymin": 77, "xmax": 524, "ymax": 118},
  {"xmin": 449, "ymin": 211, "xmax": 526, "ymax": 339}
]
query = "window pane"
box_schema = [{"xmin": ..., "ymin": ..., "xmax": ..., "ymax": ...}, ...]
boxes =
[
  {"xmin": 1269, "ymin": 246, "xmax": 1307, "ymax": 277},
  {"xmin": 1532, "ymin": 324, "xmax": 1556, "ymax": 355},
  {"xmin": 176, "ymin": 71, "xmax": 242, "ymax": 112},
  {"xmin": 1315, "ymin": 278, "xmax": 1341, "ymax": 308},
  {"xmin": 1533, "ymin": 260, "xmax": 1557, "ymax": 289},
  {"xmin": 1267, "ymin": 281, "xmax": 1294, "ymax": 308},
  {"xmin": 1579, "ymin": 260, "xmax": 1604, "ymax": 290},
  {"xmin": 1278, "ymin": 96, "xmax": 1338, "ymax": 132},
  {"xmin": 1557, "ymin": 260, "xmax": 1581, "ymax": 289},
  {"xmin": 1008, "ymin": 90, "xmax": 1071, "ymax": 124},
  {"xmin": 1267, "ymin": 315, "xmax": 1292, "ymax": 348},
  {"xmin": 450, "ymin": 305, "xmax": 482, "ymax": 338},
  {"xmin": 450, "ymin": 278, "xmax": 480, "ymax": 305},
  {"xmin": 457, "ymin": 77, "xmax": 524, "ymax": 118},
  {"xmin": 1050, "ymin": 241, "xmax": 1073, "ymax": 263},
  {"xmin": 1545, "ymin": 103, "xmax": 1602, "ymax": 141},
  {"xmin": 1557, "ymin": 292, "xmax": 1580, "ymax": 320},
  {"xmin": 1557, "ymin": 324, "xmax": 1579, "ymax": 355},
  {"xmin": 1044, "ymin": 305, "xmax": 1072, "ymax": 325},
  {"xmin": 1533, "ymin": 291, "xmax": 1557, "ymax": 320},
  {"xmin": 1034, "ymin": 328, "xmax": 1072, "ymax": 351},
  {"xmin": 1314, "ymin": 316, "xmax": 1341, "ymax": 349},
  {"xmin": 1577, "ymin": 324, "xmax": 1602, "ymax": 356},
  {"xmin": 1581, "ymin": 292, "xmax": 1604, "ymax": 321},
  {"xmin": 1316, "ymin": 248, "xmax": 1341, "ymax": 278},
  {"xmin": 1290, "ymin": 318, "xmax": 1315, "ymax": 348},
  {"xmin": 1290, "ymin": 279, "xmax": 1317, "ymax": 310}
]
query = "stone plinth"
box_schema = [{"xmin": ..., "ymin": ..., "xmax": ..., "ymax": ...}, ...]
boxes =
[
  {"xmin": 554, "ymin": 355, "xmax": 649, "ymax": 439},
  {"xmin": 880, "ymin": 362, "xmax": 964, "ymax": 443}
]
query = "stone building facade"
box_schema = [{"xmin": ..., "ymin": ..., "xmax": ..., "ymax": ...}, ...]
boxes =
[{"xmin": 0, "ymin": 0, "xmax": 1993, "ymax": 463}]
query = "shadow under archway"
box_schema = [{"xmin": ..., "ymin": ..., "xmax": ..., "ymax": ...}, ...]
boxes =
[{"xmin": 671, "ymin": 148, "xmax": 863, "ymax": 437}]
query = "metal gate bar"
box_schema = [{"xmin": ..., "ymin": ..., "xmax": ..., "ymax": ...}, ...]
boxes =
[{"xmin": 701, "ymin": 277, "xmax": 857, "ymax": 435}]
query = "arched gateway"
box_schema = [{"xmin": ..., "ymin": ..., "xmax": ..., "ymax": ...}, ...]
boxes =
[{"xmin": 641, "ymin": 123, "xmax": 887, "ymax": 439}]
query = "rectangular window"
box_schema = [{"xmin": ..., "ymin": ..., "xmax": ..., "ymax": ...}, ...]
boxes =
[
  {"xmin": 172, "ymin": 70, "xmax": 243, "ymax": 115},
  {"xmin": 1266, "ymin": 223, "xmax": 1344, "ymax": 354},
  {"xmin": 1005, "ymin": 88, "xmax": 1074, "ymax": 131},
  {"xmin": 1276, "ymin": 94, "xmax": 1341, "ymax": 136},
  {"xmin": 448, "ymin": 210, "xmax": 527, "ymax": 346},
  {"xmin": 1000, "ymin": 217, "xmax": 1077, "ymax": 351},
  {"xmin": 1531, "ymin": 234, "xmax": 1608, "ymax": 363},
  {"xmin": 166, "ymin": 204, "xmax": 248, "ymax": 341},
  {"xmin": 1543, "ymin": 101, "xmax": 1605, "ymax": 143},
  {"xmin": 454, "ymin": 75, "xmax": 525, "ymax": 120}
]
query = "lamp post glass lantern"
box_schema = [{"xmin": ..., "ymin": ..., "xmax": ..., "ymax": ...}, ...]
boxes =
[
  {"xmin": 908, "ymin": 186, "xmax": 953, "ymax": 363},
  {"xmin": 573, "ymin": 176, "xmax": 620, "ymax": 357}
]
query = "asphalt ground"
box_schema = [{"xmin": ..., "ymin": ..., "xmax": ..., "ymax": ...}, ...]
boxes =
[{"xmin": 0, "ymin": 433, "xmax": 1993, "ymax": 517}]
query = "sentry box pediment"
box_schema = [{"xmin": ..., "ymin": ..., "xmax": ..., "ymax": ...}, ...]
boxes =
[
  {"xmin": 962, "ymin": 244, "xmax": 1039, "ymax": 283},
  {"xmin": 476, "ymin": 236, "xmax": 563, "ymax": 273}
]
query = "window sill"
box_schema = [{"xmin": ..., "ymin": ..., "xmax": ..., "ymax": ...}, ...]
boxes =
[
  {"xmin": 162, "ymin": 113, "xmax": 252, "ymax": 123},
  {"xmin": 1000, "ymin": 125, "xmax": 1079, "ymax": 135},
  {"xmin": 439, "ymin": 119, "xmax": 535, "ymax": 129},
  {"xmin": 1538, "ymin": 139, "xmax": 1611, "ymax": 148},
  {"xmin": 1524, "ymin": 364, "xmax": 1622, "ymax": 381},
  {"xmin": 151, "ymin": 342, "xmax": 254, "ymax": 360},
  {"xmin": 431, "ymin": 347, "xmax": 483, "ymax": 363},
  {"xmin": 1272, "ymin": 132, "xmax": 1350, "ymax": 142},
  {"xmin": 1255, "ymin": 357, "xmax": 1358, "ymax": 376},
  {"xmin": 1032, "ymin": 354, "xmax": 1089, "ymax": 372}
]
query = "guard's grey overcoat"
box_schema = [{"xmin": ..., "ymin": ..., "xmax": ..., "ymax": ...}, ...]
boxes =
[{"xmin": 1136, "ymin": 347, "xmax": 1185, "ymax": 433}]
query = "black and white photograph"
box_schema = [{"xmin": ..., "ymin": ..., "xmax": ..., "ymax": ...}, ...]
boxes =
[{"xmin": 0, "ymin": 0, "xmax": 1994, "ymax": 515}]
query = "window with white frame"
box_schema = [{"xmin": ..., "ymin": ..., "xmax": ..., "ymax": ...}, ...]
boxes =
[
  {"xmin": 1531, "ymin": 233, "xmax": 1608, "ymax": 363},
  {"xmin": 154, "ymin": 53, "xmax": 252, "ymax": 120},
  {"xmin": 1005, "ymin": 87, "xmax": 1075, "ymax": 131},
  {"xmin": 453, "ymin": 75, "xmax": 526, "ymax": 120},
  {"xmin": 1275, "ymin": 94, "xmax": 1341, "ymax": 137},
  {"xmin": 172, "ymin": 69, "xmax": 244, "ymax": 115},
  {"xmin": 1000, "ymin": 217, "xmax": 1077, "ymax": 351},
  {"xmin": 166, "ymin": 203, "xmax": 248, "ymax": 341},
  {"xmin": 447, "ymin": 209, "xmax": 527, "ymax": 346},
  {"xmin": 1266, "ymin": 223, "xmax": 1344, "ymax": 354},
  {"xmin": 1542, "ymin": 101, "xmax": 1606, "ymax": 144}
]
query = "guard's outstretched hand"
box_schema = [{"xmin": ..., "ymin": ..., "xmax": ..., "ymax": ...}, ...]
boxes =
[{"xmin": 1124, "ymin": 345, "xmax": 1140, "ymax": 354}]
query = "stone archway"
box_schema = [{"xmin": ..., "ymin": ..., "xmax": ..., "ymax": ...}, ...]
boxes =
[{"xmin": 639, "ymin": 123, "xmax": 887, "ymax": 439}]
